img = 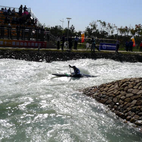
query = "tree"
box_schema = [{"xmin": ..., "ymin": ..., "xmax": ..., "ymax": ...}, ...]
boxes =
[
  {"xmin": 130, "ymin": 28, "xmax": 136, "ymax": 37},
  {"xmin": 50, "ymin": 25, "xmax": 62, "ymax": 36}
]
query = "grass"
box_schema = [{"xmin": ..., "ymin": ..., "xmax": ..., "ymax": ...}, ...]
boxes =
[{"xmin": 0, "ymin": 44, "xmax": 142, "ymax": 56}]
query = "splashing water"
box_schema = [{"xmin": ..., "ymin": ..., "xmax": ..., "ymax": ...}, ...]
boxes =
[{"xmin": 0, "ymin": 58, "xmax": 142, "ymax": 142}]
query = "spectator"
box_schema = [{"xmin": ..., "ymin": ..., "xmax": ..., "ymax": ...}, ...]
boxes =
[
  {"xmin": 24, "ymin": 5, "xmax": 27, "ymax": 12},
  {"xmin": 0, "ymin": 8, "xmax": 4, "ymax": 13},
  {"xmin": 7, "ymin": 23, "xmax": 12, "ymax": 39},
  {"xmin": 86, "ymin": 42, "xmax": 91, "ymax": 50},
  {"xmin": 31, "ymin": 18, "xmax": 35, "ymax": 25},
  {"xmin": 19, "ymin": 5, "xmax": 23, "ymax": 16},
  {"xmin": 56, "ymin": 35, "xmax": 60, "ymax": 50},
  {"xmin": 12, "ymin": 16, "xmax": 17, "ymax": 24},
  {"xmin": 20, "ymin": 24, "xmax": 25, "ymax": 40},
  {"xmin": 116, "ymin": 39, "xmax": 120, "ymax": 53},
  {"xmin": 129, "ymin": 40, "xmax": 133, "ymax": 51},
  {"xmin": 27, "ymin": 18, "xmax": 31, "ymax": 25},
  {"xmin": 3, "ymin": 8, "xmax": 8, "ymax": 15},
  {"xmin": 74, "ymin": 36, "xmax": 79, "ymax": 50},
  {"xmin": 28, "ymin": 26, "xmax": 32, "ymax": 40},
  {"xmin": 0, "ymin": 22, "xmax": 4, "ymax": 39},
  {"xmin": 125, "ymin": 41, "xmax": 129, "ymax": 51},
  {"xmin": 140, "ymin": 41, "xmax": 142, "ymax": 51},
  {"xmin": 40, "ymin": 26, "xmax": 45, "ymax": 41},
  {"xmin": 11, "ymin": 8, "xmax": 16, "ymax": 16},
  {"xmin": 44, "ymin": 29, "xmax": 50, "ymax": 41},
  {"xmin": 0, "ymin": 23, "xmax": 1, "ymax": 38},
  {"xmin": 16, "ymin": 25, "xmax": 20, "ymax": 40},
  {"xmin": 35, "ymin": 26, "xmax": 39, "ymax": 41},
  {"xmin": 91, "ymin": 38, "xmax": 96, "ymax": 52},
  {"xmin": 4, "ymin": 16, "xmax": 10, "ymax": 24},
  {"xmin": 61, "ymin": 35, "xmax": 65, "ymax": 51},
  {"xmin": 23, "ymin": 10, "xmax": 29, "ymax": 16},
  {"xmin": 7, "ymin": 8, "xmax": 12, "ymax": 16},
  {"xmin": 16, "ymin": 17, "xmax": 19, "ymax": 24},
  {"xmin": 47, "ymin": 33, "xmax": 50, "ymax": 41},
  {"xmin": 69, "ymin": 36, "xmax": 72, "ymax": 50},
  {"xmin": 35, "ymin": 18, "xmax": 37, "ymax": 26}
]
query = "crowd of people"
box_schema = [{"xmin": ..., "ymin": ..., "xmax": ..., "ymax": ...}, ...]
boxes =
[
  {"xmin": 56, "ymin": 35, "xmax": 79, "ymax": 51},
  {"xmin": 56, "ymin": 35, "xmax": 142, "ymax": 52},
  {"xmin": 125, "ymin": 40, "xmax": 135, "ymax": 52},
  {"xmin": 0, "ymin": 5, "xmax": 37, "ymax": 26},
  {"xmin": 0, "ymin": 5, "xmax": 47, "ymax": 41},
  {"xmin": 0, "ymin": 22, "xmax": 47, "ymax": 41}
]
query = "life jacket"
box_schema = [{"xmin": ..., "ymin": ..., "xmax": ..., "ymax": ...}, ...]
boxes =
[{"xmin": 74, "ymin": 67, "xmax": 80, "ymax": 75}]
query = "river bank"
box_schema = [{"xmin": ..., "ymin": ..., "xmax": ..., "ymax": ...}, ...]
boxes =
[{"xmin": 0, "ymin": 48, "xmax": 142, "ymax": 63}]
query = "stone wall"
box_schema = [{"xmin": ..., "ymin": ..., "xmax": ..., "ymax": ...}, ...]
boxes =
[
  {"xmin": 0, "ymin": 49, "xmax": 142, "ymax": 63},
  {"xmin": 83, "ymin": 78, "xmax": 142, "ymax": 128}
]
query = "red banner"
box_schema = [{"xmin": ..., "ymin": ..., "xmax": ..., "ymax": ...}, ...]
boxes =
[{"xmin": 0, "ymin": 39, "xmax": 47, "ymax": 48}]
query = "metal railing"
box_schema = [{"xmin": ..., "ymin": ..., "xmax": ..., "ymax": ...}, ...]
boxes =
[
  {"xmin": 0, "ymin": 5, "xmax": 31, "ymax": 13},
  {"xmin": 0, "ymin": 26, "xmax": 45, "ymax": 41}
]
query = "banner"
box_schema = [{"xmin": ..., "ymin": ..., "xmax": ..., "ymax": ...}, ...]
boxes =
[
  {"xmin": 0, "ymin": 39, "xmax": 47, "ymax": 48},
  {"xmin": 131, "ymin": 37, "xmax": 135, "ymax": 47},
  {"xmin": 99, "ymin": 43, "xmax": 116, "ymax": 50},
  {"xmin": 81, "ymin": 33, "xmax": 85, "ymax": 43}
]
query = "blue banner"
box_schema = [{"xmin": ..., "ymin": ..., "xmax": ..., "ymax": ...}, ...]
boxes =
[{"xmin": 99, "ymin": 43, "xmax": 116, "ymax": 50}]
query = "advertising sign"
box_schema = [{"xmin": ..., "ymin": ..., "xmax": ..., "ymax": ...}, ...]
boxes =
[
  {"xmin": 0, "ymin": 39, "xmax": 47, "ymax": 48},
  {"xmin": 99, "ymin": 43, "xmax": 116, "ymax": 50}
]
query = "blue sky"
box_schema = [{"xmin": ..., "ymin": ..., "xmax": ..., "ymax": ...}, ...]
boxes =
[{"xmin": 0, "ymin": 0, "xmax": 142, "ymax": 32}]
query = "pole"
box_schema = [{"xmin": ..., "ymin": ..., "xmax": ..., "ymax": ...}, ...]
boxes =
[{"xmin": 66, "ymin": 18, "xmax": 71, "ymax": 48}]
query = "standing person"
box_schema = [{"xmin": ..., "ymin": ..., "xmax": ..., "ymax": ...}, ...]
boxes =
[
  {"xmin": 7, "ymin": 23, "xmax": 12, "ymax": 39},
  {"xmin": 46, "ymin": 32, "xmax": 50, "ymax": 41},
  {"xmin": 16, "ymin": 25, "xmax": 20, "ymax": 40},
  {"xmin": 40, "ymin": 26, "xmax": 45, "ymax": 41},
  {"xmin": 129, "ymin": 40, "xmax": 133, "ymax": 51},
  {"xmin": 7, "ymin": 8, "xmax": 12, "ymax": 16},
  {"xmin": 0, "ymin": 22, "xmax": 4, "ymax": 39},
  {"xmin": 125, "ymin": 41, "xmax": 129, "ymax": 51},
  {"xmin": 21, "ymin": 24, "xmax": 25, "ymax": 40},
  {"xmin": 91, "ymin": 38, "xmax": 96, "ymax": 52},
  {"xmin": 69, "ymin": 36, "xmax": 72, "ymax": 50},
  {"xmin": 140, "ymin": 41, "xmax": 142, "ymax": 51},
  {"xmin": 11, "ymin": 8, "xmax": 16, "ymax": 16},
  {"xmin": 0, "ymin": 23, "xmax": 3, "ymax": 39},
  {"xmin": 28, "ymin": 26, "xmax": 32, "ymax": 41},
  {"xmin": 56, "ymin": 35, "xmax": 60, "ymax": 50},
  {"xmin": 3, "ymin": 8, "xmax": 8, "ymax": 15},
  {"xmin": 61, "ymin": 35, "xmax": 65, "ymax": 51},
  {"xmin": 23, "ymin": 5, "xmax": 27, "ymax": 12},
  {"xmin": 74, "ymin": 36, "xmax": 79, "ymax": 50},
  {"xmin": 116, "ymin": 39, "xmax": 120, "ymax": 53},
  {"xmin": 0, "ymin": 23, "xmax": 1, "ymax": 38},
  {"xmin": 35, "ymin": 26, "xmax": 39, "ymax": 41},
  {"xmin": 19, "ymin": 5, "xmax": 23, "ymax": 16}
]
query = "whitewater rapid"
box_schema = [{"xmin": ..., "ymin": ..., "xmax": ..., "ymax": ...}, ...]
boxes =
[{"xmin": 0, "ymin": 58, "xmax": 142, "ymax": 142}]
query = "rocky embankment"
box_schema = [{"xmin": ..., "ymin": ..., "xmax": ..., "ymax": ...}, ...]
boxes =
[
  {"xmin": 0, "ymin": 49, "xmax": 142, "ymax": 63},
  {"xmin": 83, "ymin": 78, "xmax": 142, "ymax": 128}
]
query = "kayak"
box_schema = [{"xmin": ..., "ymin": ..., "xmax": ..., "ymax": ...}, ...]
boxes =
[{"xmin": 52, "ymin": 73, "xmax": 96, "ymax": 78}]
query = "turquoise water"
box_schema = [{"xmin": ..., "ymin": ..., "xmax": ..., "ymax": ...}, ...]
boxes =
[{"xmin": 0, "ymin": 58, "xmax": 142, "ymax": 142}]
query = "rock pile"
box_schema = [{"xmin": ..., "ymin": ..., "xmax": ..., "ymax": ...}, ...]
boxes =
[{"xmin": 83, "ymin": 78, "xmax": 142, "ymax": 127}]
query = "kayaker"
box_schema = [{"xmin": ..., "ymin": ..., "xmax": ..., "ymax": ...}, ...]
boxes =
[{"xmin": 69, "ymin": 65, "xmax": 82, "ymax": 77}]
